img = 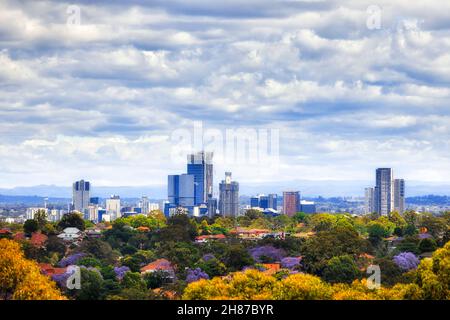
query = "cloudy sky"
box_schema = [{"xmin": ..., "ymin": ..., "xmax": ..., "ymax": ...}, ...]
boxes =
[{"xmin": 0, "ymin": 0, "xmax": 449, "ymax": 195}]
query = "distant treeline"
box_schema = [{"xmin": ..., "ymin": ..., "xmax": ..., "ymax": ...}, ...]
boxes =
[
  {"xmin": 0, "ymin": 195, "xmax": 69, "ymax": 205},
  {"xmin": 406, "ymin": 195, "xmax": 450, "ymax": 205}
]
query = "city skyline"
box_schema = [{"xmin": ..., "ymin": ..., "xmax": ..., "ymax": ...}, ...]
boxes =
[{"xmin": 1, "ymin": 1, "xmax": 450, "ymax": 189}]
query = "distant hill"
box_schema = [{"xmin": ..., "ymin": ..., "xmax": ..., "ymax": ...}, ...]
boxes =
[
  {"xmin": 1, "ymin": 181, "xmax": 450, "ymax": 200},
  {"xmin": 406, "ymin": 195, "xmax": 450, "ymax": 206},
  {"xmin": 0, "ymin": 195, "xmax": 70, "ymax": 206}
]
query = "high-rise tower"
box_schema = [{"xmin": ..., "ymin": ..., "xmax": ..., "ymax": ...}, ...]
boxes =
[
  {"xmin": 72, "ymin": 180, "xmax": 90, "ymax": 212},
  {"xmin": 375, "ymin": 168, "xmax": 394, "ymax": 216},
  {"xmin": 187, "ymin": 151, "xmax": 213, "ymax": 205},
  {"xmin": 219, "ymin": 172, "xmax": 239, "ymax": 217}
]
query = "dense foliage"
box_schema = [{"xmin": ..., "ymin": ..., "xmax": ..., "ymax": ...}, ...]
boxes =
[{"xmin": 1, "ymin": 209, "xmax": 450, "ymax": 300}]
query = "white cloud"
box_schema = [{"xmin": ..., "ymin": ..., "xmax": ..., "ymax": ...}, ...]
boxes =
[{"xmin": 0, "ymin": 0, "xmax": 450, "ymax": 192}]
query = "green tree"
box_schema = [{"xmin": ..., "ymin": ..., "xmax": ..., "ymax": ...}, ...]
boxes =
[
  {"xmin": 224, "ymin": 244, "xmax": 255, "ymax": 272},
  {"xmin": 196, "ymin": 257, "xmax": 227, "ymax": 278},
  {"xmin": 389, "ymin": 211, "xmax": 407, "ymax": 229},
  {"xmin": 403, "ymin": 224, "xmax": 418, "ymax": 236},
  {"xmin": 84, "ymin": 220, "xmax": 95, "ymax": 229},
  {"xmin": 309, "ymin": 214, "xmax": 337, "ymax": 232},
  {"xmin": 58, "ymin": 212, "xmax": 85, "ymax": 231},
  {"xmin": 122, "ymin": 272, "xmax": 147, "ymax": 291},
  {"xmin": 414, "ymin": 241, "xmax": 450, "ymax": 299},
  {"xmin": 373, "ymin": 258, "xmax": 403, "ymax": 286},
  {"xmin": 272, "ymin": 214, "xmax": 293, "ymax": 231},
  {"xmin": 301, "ymin": 227, "xmax": 369, "ymax": 274},
  {"xmin": 77, "ymin": 238, "xmax": 118, "ymax": 264},
  {"xmin": 156, "ymin": 214, "xmax": 197, "ymax": 242},
  {"xmin": 403, "ymin": 210, "xmax": 418, "ymax": 226},
  {"xmin": 249, "ymin": 217, "xmax": 271, "ymax": 229},
  {"xmin": 157, "ymin": 242, "xmax": 200, "ymax": 278},
  {"xmin": 45, "ymin": 236, "xmax": 66, "ymax": 259},
  {"xmin": 143, "ymin": 270, "xmax": 172, "ymax": 289},
  {"xmin": 34, "ymin": 210, "xmax": 48, "ymax": 229},
  {"xmin": 23, "ymin": 219, "xmax": 39, "ymax": 235},
  {"xmin": 245, "ymin": 209, "xmax": 264, "ymax": 220},
  {"xmin": 72, "ymin": 268, "xmax": 105, "ymax": 300},
  {"xmin": 396, "ymin": 236, "xmax": 420, "ymax": 255},
  {"xmin": 367, "ymin": 217, "xmax": 395, "ymax": 244},
  {"xmin": 322, "ymin": 255, "xmax": 361, "ymax": 284},
  {"xmin": 292, "ymin": 212, "xmax": 307, "ymax": 223},
  {"xmin": 77, "ymin": 257, "xmax": 103, "ymax": 268},
  {"xmin": 418, "ymin": 213, "xmax": 447, "ymax": 239},
  {"xmin": 418, "ymin": 238, "xmax": 437, "ymax": 253}
]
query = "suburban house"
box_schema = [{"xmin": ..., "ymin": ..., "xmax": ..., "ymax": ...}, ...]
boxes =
[
  {"xmin": 261, "ymin": 263, "xmax": 281, "ymax": 275},
  {"xmin": 195, "ymin": 234, "xmax": 226, "ymax": 243},
  {"xmin": 229, "ymin": 228, "xmax": 271, "ymax": 240},
  {"xmin": 85, "ymin": 228, "xmax": 102, "ymax": 238},
  {"xmin": 136, "ymin": 226, "xmax": 150, "ymax": 233},
  {"xmin": 11, "ymin": 231, "xmax": 47, "ymax": 247},
  {"xmin": 39, "ymin": 263, "xmax": 67, "ymax": 277},
  {"xmin": 57, "ymin": 227, "xmax": 84, "ymax": 242},
  {"xmin": 140, "ymin": 258, "xmax": 176, "ymax": 280}
]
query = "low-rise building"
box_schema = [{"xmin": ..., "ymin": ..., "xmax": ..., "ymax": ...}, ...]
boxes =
[
  {"xmin": 230, "ymin": 228, "xmax": 271, "ymax": 240},
  {"xmin": 195, "ymin": 234, "xmax": 226, "ymax": 243},
  {"xmin": 140, "ymin": 258, "xmax": 176, "ymax": 280},
  {"xmin": 57, "ymin": 227, "xmax": 84, "ymax": 242}
]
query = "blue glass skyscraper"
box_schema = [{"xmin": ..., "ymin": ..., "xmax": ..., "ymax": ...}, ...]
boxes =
[
  {"xmin": 250, "ymin": 196, "xmax": 259, "ymax": 208},
  {"xmin": 187, "ymin": 151, "xmax": 213, "ymax": 205},
  {"xmin": 168, "ymin": 174, "xmax": 195, "ymax": 207},
  {"xmin": 259, "ymin": 195, "xmax": 269, "ymax": 209}
]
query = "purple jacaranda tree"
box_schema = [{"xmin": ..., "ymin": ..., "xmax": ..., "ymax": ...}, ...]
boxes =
[
  {"xmin": 114, "ymin": 266, "xmax": 131, "ymax": 280},
  {"xmin": 58, "ymin": 253, "xmax": 86, "ymax": 267},
  {"xmin": 186, "ymin": 268, "xmax": 210, "ymax": 283},
  {"xmin": 393, "ymin": 252, "xmax": 420, "ymax": 271},
  {"xmin": 202, "ymin": 253, "xmax": 215, "ymax": 262},
  {"xmin": 249, "ymin": 246, "xmax": 286, "ymax": 263},
  {"xmin": 281, "ymin": 257, "xmax": 302, "ymax": 270}
]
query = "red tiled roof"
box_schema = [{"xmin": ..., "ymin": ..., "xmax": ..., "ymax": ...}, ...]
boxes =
[
  {"xmin": 39, "ymin": 263, "xmax": 67, "ymax": 276},
  {"xmin": 358, "ymin": 253, "xmax": 375, "ymax": 260},
  {"xmin": 229, "ymin": 228, "xmax": 270, "ymax": 235},
  {"xmin": 137, "ymin": 226, "xmax": 150, "ymax": 232},
  {"xmin": 262, "ymin": 263, "xmax": 281, "ymax": 275},
  {"xmin": 0, "ymin": 228, "xmax": 12, "ymax": 234},
  {"xmin": 30, "ymin": 232, "xmax": 48, "ymax": 247},
  {"xmin": 140, "ymin": 258, "xmax": 174, "ymax": 273},
  {"xmin": 196, "ymin": 234, "xmax": 226, "ymax": 240}
]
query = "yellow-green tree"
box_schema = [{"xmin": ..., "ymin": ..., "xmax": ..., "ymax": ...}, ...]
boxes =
[
  {"xmin": 183, "ymin": 269, "xmax": 276, "ymax": 300},
  {"xmin": 0, "ymin": 238, "xmax": 66, "ymax": 300},
  {"xmin": 182, "ymin": 269, "xmax": 433, "ymax": 300},
  {"xmin": 274, "ymin": 274, "xmax": 332, "ymax": 300},
  {"xmin": 414, "ymin": 241, "xmax": 450, "ymax": 299}
]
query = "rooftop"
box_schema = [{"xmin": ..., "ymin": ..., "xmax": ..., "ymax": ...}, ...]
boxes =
[{"xmin": 140, "ymin": 258, "xmax": 174, "ymax": 273}]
